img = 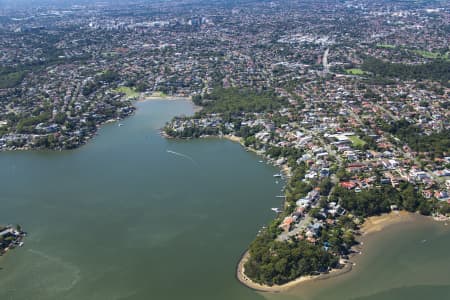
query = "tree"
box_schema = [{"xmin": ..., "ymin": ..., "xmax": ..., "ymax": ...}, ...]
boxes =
[
  {"xmin": 401, "ymin": 184, "xmax": 419, "ymax": 212},
  {"xmin": 418, "ymin": 201, "xmax": 432, "ymax": 216}
]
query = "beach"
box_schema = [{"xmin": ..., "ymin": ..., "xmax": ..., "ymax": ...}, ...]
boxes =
[
  {"xmin": 137, "ymin": 95, "xmax": 192, "ymax": 102},
  {"xmin": 223, "ymin": 134, "xmax": 243, "ymax": 144},
  {"xmin": 360, "ymin": 210, "xmax": 416, "ymax": 236},
  {"xmin": 236, "ymin": 250, "xmax": 352, "ymax": 293},
  {"xmin": 136, "ymin": 94, "xmax": 203, "ymax": 114}
]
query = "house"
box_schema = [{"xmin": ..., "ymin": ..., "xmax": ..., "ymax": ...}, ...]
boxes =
[
  {"xmin": 435, "ymin": 169, "xmax": 450, "ymax": 177},
  {"xmin": 0, "ymin": 227, "xmax": 16, "ymax": 238},
  {"xmin": 340, "ymin": 181, "xmax": 356, "ymax": 189},
  {"xmin": 279, "ymin": 216, "xmax": 294, "ymax": 232},
  {"xmin": 422, "ymin": 190, "xmax": 433, "ymax": 199},
  {"xmin": 306, "ymin": 222, "xmax": 323, "ymax": 237},
  {"xmin": 346, "ymin": 163, "xmax": 367, "ymax": 173},
  {"xmin": 296, "ymin": 198, "xmax": 311, "ymax": 208},
  {"xmin": 435, "ymin": 191, "xmax": 450, "ymax": 201}
]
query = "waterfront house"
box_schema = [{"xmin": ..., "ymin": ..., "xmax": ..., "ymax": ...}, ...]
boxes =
[{"xmin": 340, "ymin": 181, "xmax": 356, "ymax": 190}]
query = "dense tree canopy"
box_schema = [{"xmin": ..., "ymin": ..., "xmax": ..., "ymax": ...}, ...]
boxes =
[
  {"xmin": 333, "ymin": 183, "xmax": 428, "ymax": 217},
  {"xmin": 380, "ymin": 119, "xmax": 450, "ymax": 156},
  {"xmin": 195, "ymin": 87, "xmax": 287, "ymax": 114},
  {"xmin": 362, "ymin": 57, "xmax": 450, "ymax": 84},
  {"xmin": 245, "ymin": 224, "xmax": 338, "ymax": 285}
]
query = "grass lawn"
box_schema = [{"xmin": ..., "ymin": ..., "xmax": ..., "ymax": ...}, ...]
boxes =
[
  {"xmin": 345, "ymin": 68, "xmax": 366, "ymax": 75},
  {"xmin": 349, "ymin": 135, "xmax": 366, "ymax": 147},
  {"xmin": 413, "ymin": 50, "xmax": 440, "ymax": 59},
  {"xmin": 151, "ymin": 91, "xmax": 168, "ymax": 98},
  {"xmin": 376, "ymin": 44, "xmax": 396, "ymax": 49},
  {"xmin": 413, "ymin": 50, "xmax": 450, "ymax": 61},
  {"xmin": 114, "ymin": 86, "xmax": 139, "ymax": 98}
]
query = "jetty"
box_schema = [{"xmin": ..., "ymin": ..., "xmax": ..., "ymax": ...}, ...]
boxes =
[{"xmin": 0, "ymin": 225, "xmax": 26, "ymax": 255}]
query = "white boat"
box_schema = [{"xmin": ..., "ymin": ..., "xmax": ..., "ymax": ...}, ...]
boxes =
[
  {"xmin": 271, "ymin": 208, "xmax": 282, "ymax": 213},
  {"xmin": 273, "ymin": 173, "xmax": 282, "ymax": 177},
  {"xmin": 118, "ymin": 123, "xmax": 124, "ymax": 127}
]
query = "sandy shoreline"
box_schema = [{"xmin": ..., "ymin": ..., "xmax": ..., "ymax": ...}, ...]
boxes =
[
  {"xmin": 236, "ymin": 250, "xmax": 353, "ymax": 293},
  {"xmin": 222, "ymin": 135, "xmax": 243, "ymax": 143},
  {"xmin": 236, "ymin": 211, "xmax": 419, "ymax": 292},
  {"xmin": 222, "ymin": 135, "xmax": 262, "ymax": 156},
  {"xmin": 137, "ymin": 95, "xmax": 192, "ymax": 102},
  {"xmin": 135, "ymin": 94, "xmax": 203, "ymax": 113},
  {"xmin": 222, "ymin": 135, "xmax": 292, "ymax": 177},
  {"xmin": 360, "ymin": 210, "xmax": 414, "ymax": 236}
]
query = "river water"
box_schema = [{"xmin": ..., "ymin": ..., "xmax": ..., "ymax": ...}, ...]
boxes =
[{"xmin": 0, "ymin": 100, "xmax": 449, "ymax": 300}]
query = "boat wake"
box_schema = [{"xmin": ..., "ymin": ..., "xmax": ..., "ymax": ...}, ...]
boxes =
[
  {"xmin": 166, "ymin": 150, "xmax": 198, "ymax": 165},
  {"xmin": 27, "ymin": 249, "xmax": 81, "ymax": 292}
]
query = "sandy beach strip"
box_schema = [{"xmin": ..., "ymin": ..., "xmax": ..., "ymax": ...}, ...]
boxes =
[
  {"xmin": 136, "ymin": 94, "xmax": 193, "ymax": 104},
  {"xmin": 236, "ymin": 250, "xmax": 352, "ymax": 293},
  {"xmin": 360, "ymin": 211, "xmax": 415, "ymax": 236},
  {"xmin": 135, "ymin": 94, "xmax": 203, "ymax": 112},
  {"xmin": 223, "ymin": 134, "xmax": 243, "ymax": 143},
  {"xmin": 137, "ymin": 95, "xmax": 192, "ymax": 102}
]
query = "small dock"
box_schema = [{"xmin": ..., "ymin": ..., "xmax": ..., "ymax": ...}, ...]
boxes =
[{"xmin": 0, "ymin": 225, "xmax": 26, "ymax": 255}]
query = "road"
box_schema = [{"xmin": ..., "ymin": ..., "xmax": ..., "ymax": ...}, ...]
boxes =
[
  {"xmin": 277, "ymin": 214, "xmax": 313, "ymax": 241},
  {"xmin": 323, "ymin": 48, "xmax": 330, "ymax": 73}
]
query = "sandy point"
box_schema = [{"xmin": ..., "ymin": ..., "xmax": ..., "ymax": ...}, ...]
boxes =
[
  {"xmin": 360, "ymin": 211, "xmax": 416, "ymax": 236},
  {"xmin": 136, "ymin": 95, "xmax": 192, "ymax": 102},
  {"xmin": 223, "ymin": 135, "xmax": 243, "ymax": 143},
  {"xmin": 236, "ymin": 250, "xmax": 352, "ymax": 293},
  {"xmin": 236, "ymin": 211, "xmax": 421, "ymax": 292},
  {"xmin": 136, "ymin": 95, "xmax": 202, "ymax": 112}
]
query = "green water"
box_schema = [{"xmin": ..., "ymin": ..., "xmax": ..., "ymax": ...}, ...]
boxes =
[{"xmin": 0, "ymin": 100, "xmax": 449, "ymax": 300}]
